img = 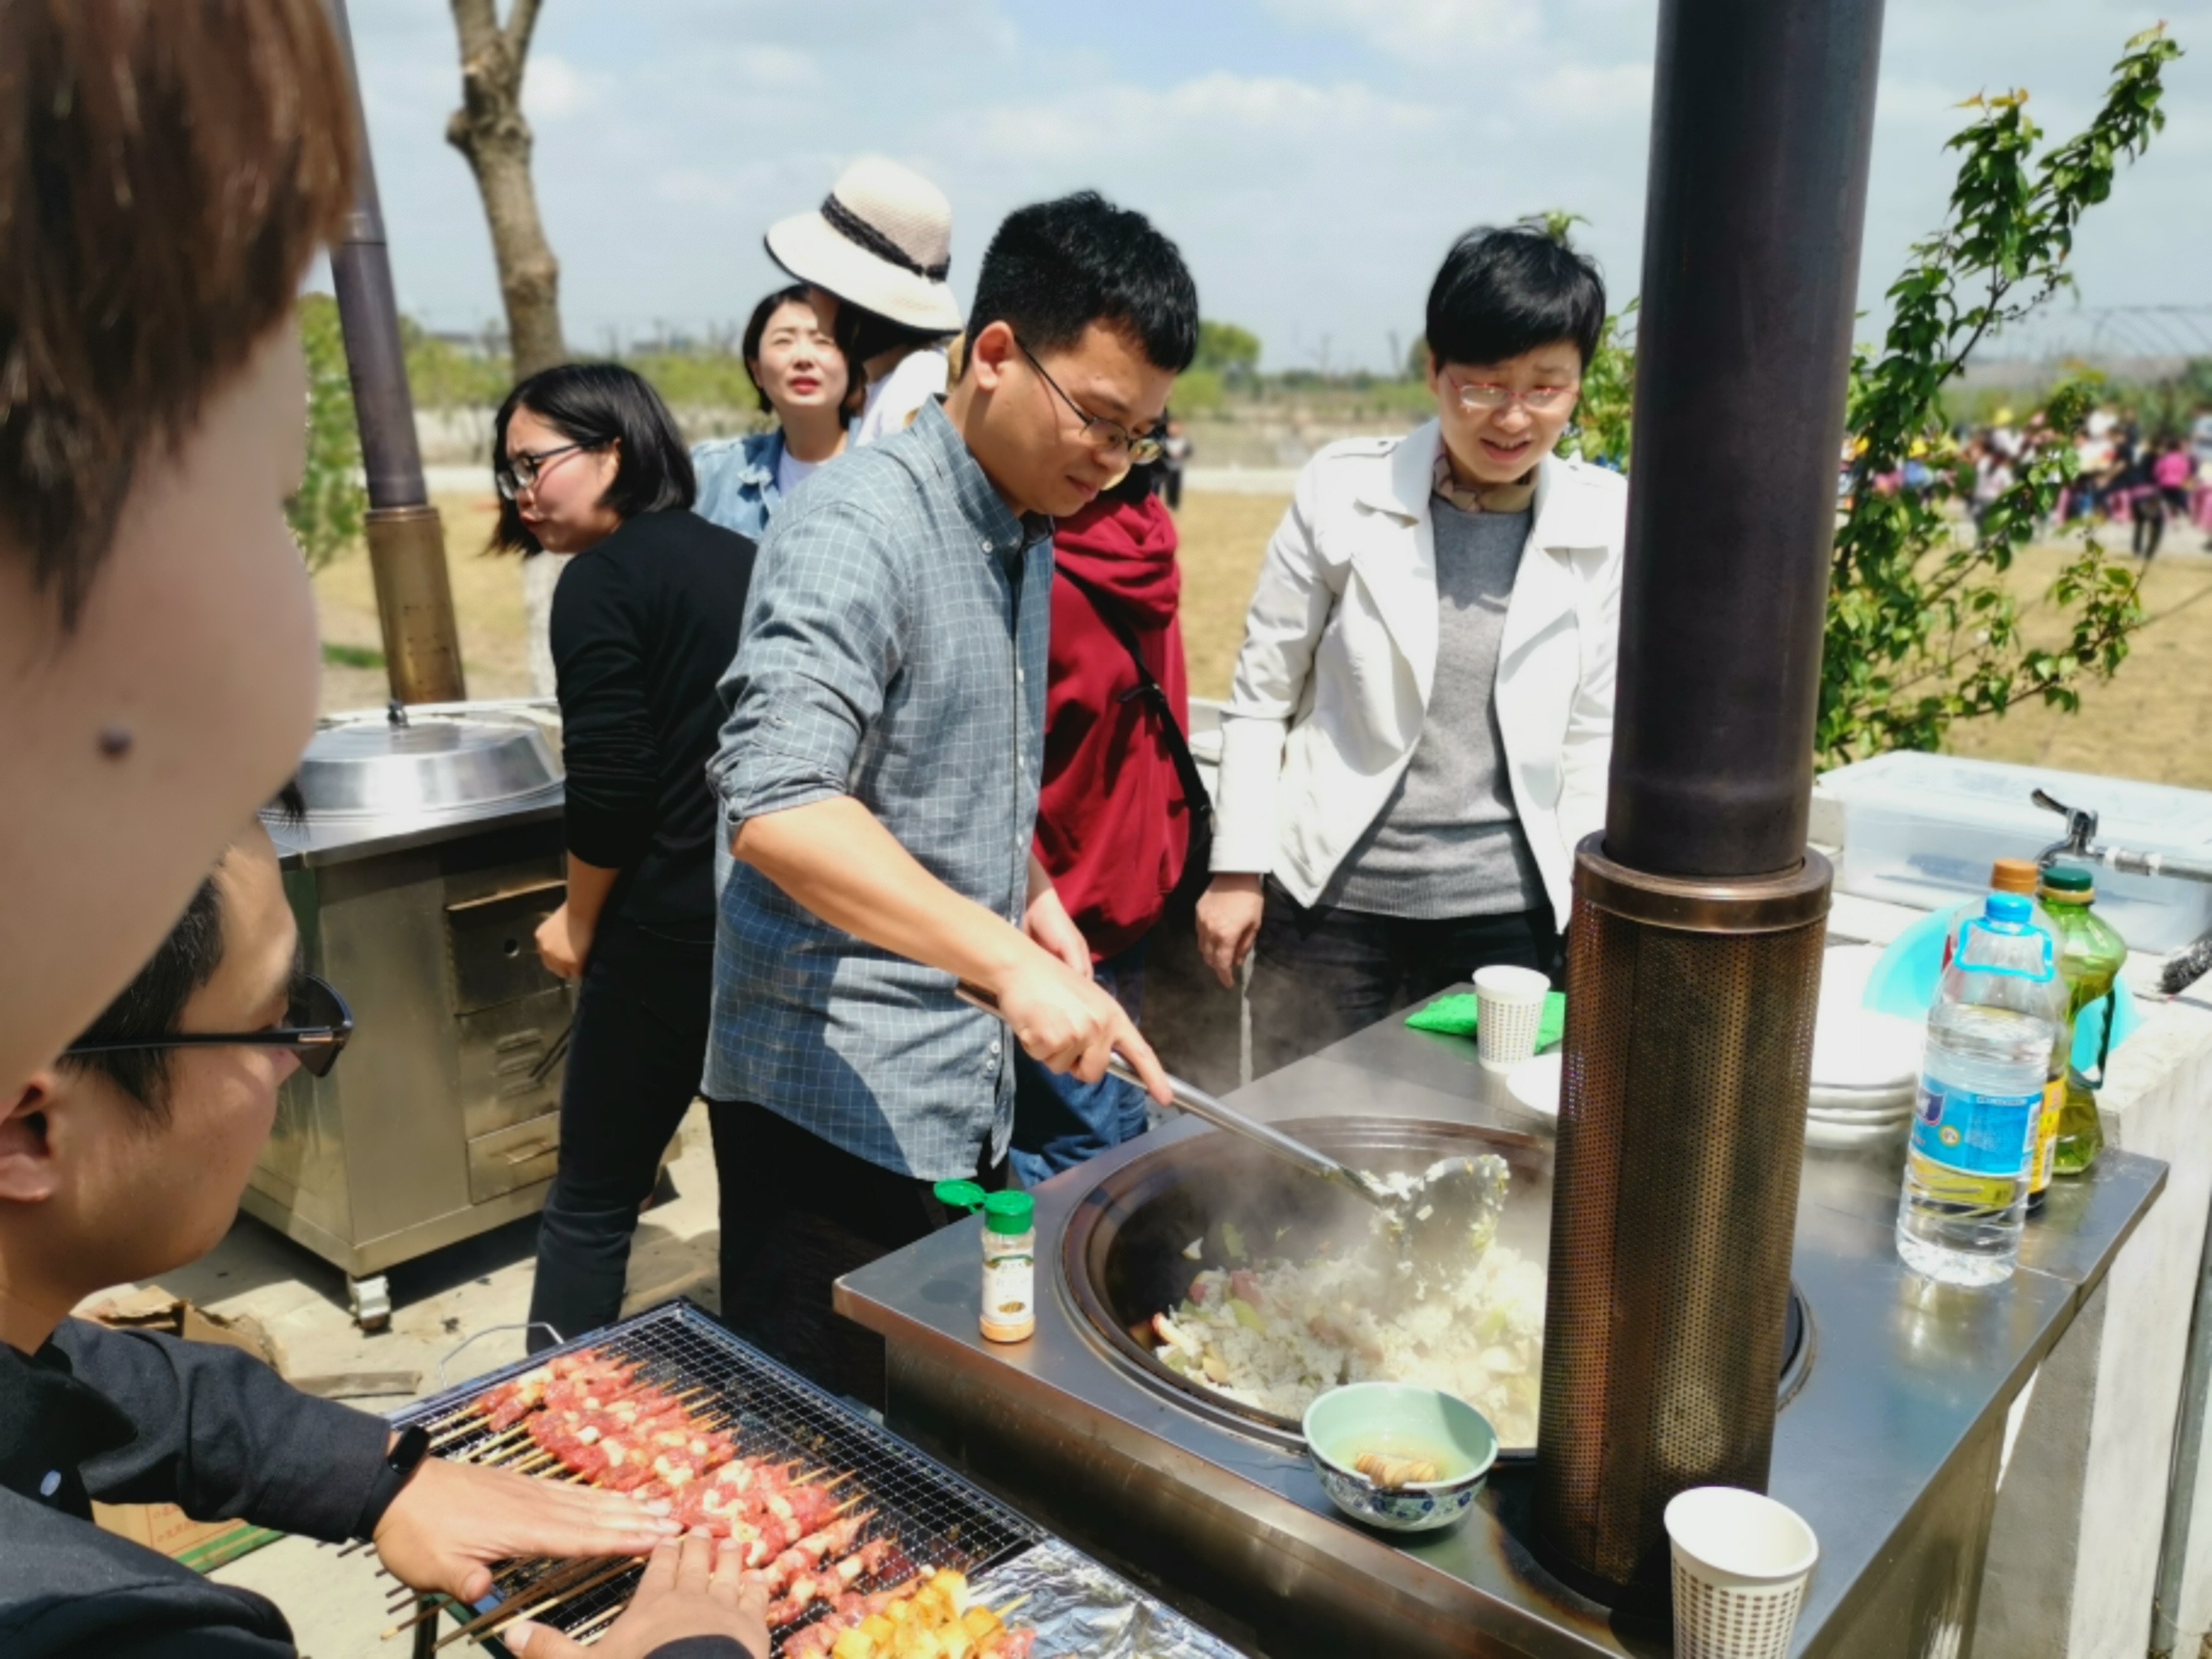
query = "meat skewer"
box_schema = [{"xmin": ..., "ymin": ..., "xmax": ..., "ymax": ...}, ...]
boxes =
[
  {"xmin": 441, "ymin": 1350, "xmax": 643, "ymax": 1441},
  {"xmin": 763, "ymin": 1537, "xmax": 899, "ymax": 1627}
]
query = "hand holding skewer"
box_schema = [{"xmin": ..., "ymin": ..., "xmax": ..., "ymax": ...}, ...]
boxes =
[
  {"xmin": 506, "ymin": 1530, "xmax": 769, "ymax": 1659},
  {"xmin": 371, "ymin": 1452, "xmax": 681, "ymax": 1606}
]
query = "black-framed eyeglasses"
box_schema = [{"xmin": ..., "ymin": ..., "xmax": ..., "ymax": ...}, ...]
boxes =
[
  {"xmin": 61, "ymin": 975, "xmax": 355, "ymax": 1079},
  {"xmin": 1016, "ymin": 341, "xmax": 1165, "ymax": 466},
  {"xmin": 495, "ymin": 442, "xmax": 594, "ymax": 501}
]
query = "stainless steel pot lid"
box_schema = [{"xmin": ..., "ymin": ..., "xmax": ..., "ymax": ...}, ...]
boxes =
[{"xmin": 297, "ymin": 710, "xmax": 561, "ymax": 819}]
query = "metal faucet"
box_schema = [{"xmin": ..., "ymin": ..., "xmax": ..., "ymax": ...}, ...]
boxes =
[
  {"xmin": 2034, "ymin": 788, "xmax": 2212, "ymax": 886},
  {"xmin": 2033, "ymin": 789, "xmax": 2098, "ymax": 869}
]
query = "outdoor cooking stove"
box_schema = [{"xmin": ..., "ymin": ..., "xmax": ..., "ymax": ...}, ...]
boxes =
[
  {"xmin": 838, "ymin": 1015, "xmax": 2164, "ymax": 1658},
  {"xmin": 391, "ymin": 1301, "xmax": 1239, "ymax": 1657},
  {"xmin": 253, "ymin": 702, "xmax": 575, "ymax": 1328}
]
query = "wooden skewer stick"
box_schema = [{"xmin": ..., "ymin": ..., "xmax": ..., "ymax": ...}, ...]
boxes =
[
  {"xmin": 420, "ymin": 1556, "xmax": 609, "ymax": 1649},
  {"xmin": 831, "ymin": 1492, "xmax": 869, "ymax": 1517},
  {"xmin": 994, "ymin": 1594, "xmax": 1033, "ymax": 1619},
  {"xmin": 435, "ymin": 1558, "xmax": 642, "ymax": 1652},
  {"xmin": 380, "ymin": 1594, "xmax": 455, "ymax": 1641},
  {"xmin": 566, "ymin": 1603, "xmax": 625, "ymax": 1646}
]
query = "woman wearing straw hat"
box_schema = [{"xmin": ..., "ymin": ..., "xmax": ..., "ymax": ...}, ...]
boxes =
[{"xmin": 763, "ymin": 156, "xmax": 963, "ymax": 446}]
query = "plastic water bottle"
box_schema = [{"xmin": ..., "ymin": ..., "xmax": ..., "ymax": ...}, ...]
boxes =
[{"xmin": 1895, "ymin": 893, "xmax": 2063, "ymax": 1287}]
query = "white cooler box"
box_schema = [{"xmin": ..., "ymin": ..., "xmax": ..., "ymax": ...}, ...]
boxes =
[{"xmin": 1816, "ymin": 752, "xmax": 2212, "ymax": 953}]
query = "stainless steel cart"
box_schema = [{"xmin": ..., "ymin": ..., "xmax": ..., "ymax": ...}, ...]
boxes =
[{"xmin": 249, "ymin": 703, "xmax": 575, "ymax": 1327}]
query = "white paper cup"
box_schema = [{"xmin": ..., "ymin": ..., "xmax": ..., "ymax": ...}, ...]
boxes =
[
  {"xmin": 1664, "ymin": 1486, "xmax": 1818, "ymax": 1659},
  {"xmin": 1472, "ymin": 965, "xmax": 1550, "ymax": 1073}
]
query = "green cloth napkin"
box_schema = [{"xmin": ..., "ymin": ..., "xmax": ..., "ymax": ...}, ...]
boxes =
[{"xmin": 1406, "ymin": 990, "xmax": 1566, "ymax": 1050}]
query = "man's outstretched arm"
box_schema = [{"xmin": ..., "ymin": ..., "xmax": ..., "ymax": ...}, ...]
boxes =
[{"xmin": 733, "ymin": 799, "xmax": 1167, "ymax": 1098}]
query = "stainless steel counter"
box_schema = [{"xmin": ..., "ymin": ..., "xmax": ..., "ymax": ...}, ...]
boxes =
[{"xmin": 837, "ymin": 998, "xmax": 2165, "ymax": 1657}]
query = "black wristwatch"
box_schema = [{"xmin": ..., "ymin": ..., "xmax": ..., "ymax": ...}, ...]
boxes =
[{"xmin": 356, "ymin": 1424, "xmax": 433, "ymax": 1540}]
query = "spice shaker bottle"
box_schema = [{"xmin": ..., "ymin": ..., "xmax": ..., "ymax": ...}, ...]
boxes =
[{"xmin": 932, "ymin": 1183, "xmax": 1037, "ymax": 1343}]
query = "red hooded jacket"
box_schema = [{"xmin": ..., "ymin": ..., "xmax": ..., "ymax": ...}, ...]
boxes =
[{"xmin": 1034, "ymin": 493, "xmax": 1194, "ymax": 963}]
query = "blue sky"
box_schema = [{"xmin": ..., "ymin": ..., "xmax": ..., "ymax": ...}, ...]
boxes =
[{"xmin": 345, "ymin": 0, "xmax": 2212, "ymax": 372}]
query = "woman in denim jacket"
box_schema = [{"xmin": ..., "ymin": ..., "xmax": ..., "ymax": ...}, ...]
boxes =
[{"xmin": 694, "ymin": 285, "xmax": 857, "ymax": 538}]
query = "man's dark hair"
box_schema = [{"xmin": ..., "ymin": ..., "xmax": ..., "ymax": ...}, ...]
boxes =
[
  {"xmin": 58, "ymin": 781, "xmax": 304, "ymax": 1120},
  {"xmin": 0, "ymin": 0, "xmax": 359, "ymax": 626},
  {"xmin": 966, "ymin": 192, "xmax": 1199, "ymax": 375},
  {"xmin": 1426, "ymin": 226, "xmax": 1607, "ymax": 373},
  {"xmin": 489, "ymin": 364, "xmax": 697, "ymax": 554}
]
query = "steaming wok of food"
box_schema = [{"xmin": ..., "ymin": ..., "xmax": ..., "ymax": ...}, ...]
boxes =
[{"xmin": 1060, "ymin": 1117, "xmax": 1555, "ymax": 1456}]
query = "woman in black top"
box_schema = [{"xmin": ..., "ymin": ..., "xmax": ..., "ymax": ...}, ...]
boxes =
[{"xmin": 489, "ymin": 364, "xmax": 759, "ymax": 1352}]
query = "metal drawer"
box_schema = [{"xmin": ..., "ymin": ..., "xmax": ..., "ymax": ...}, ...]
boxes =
[
  {"xmin": 467, "ymin": 1112, "xmax": 560, "ymax": 1204},
  {"xmin": 446, "ymin": 877, "xmax": 566, "ymax": 1015},
  {"xmin": 456, "ymin": 991, "xmax": 571, "ymax": 1141}
]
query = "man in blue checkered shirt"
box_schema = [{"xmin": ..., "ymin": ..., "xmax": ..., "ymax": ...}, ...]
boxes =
[{"xmin": 705, "ymin": 193, "xmax": 1198, "ymax": 1403}]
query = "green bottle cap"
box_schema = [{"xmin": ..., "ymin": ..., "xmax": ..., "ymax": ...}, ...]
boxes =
[
  {"xmin": 2041, "ymin": 863, "xmax": 2095, "ymax": 897},
  {"xmin": 934, "ymin": 1180, "xmax": 987, "ymax": 1213},
  {"xmin": 982, "ymin": 1190, "xmax": 1035, "ymax": 1235}
]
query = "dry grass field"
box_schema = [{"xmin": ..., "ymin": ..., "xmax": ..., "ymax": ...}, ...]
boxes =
[
  {"xmin": 315, "ymin": 491, "xmax": 2212, "ymax": 793},
  {"xmin": 314, "ymin": 491, "xmax": 534, "ymax": 712}
]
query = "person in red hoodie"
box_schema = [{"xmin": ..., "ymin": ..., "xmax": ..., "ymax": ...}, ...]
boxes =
[{"xmin": 1013, "ymin": 463, "xmax": 1209, "ymax": 1184}]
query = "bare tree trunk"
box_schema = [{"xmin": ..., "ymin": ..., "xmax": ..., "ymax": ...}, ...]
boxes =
[{"xmin": 446, "ymin": 0, "xmax": 566, "ymax": 379}]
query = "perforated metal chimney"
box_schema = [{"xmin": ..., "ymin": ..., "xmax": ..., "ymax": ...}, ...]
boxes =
[{"xmin": 1533, "ymin": 0, "xmax": 1887, "ymax": 1600}]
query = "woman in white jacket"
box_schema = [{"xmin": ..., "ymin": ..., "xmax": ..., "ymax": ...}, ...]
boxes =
[{"xmin": 1197, "ymin": 226, "xmax": 1626, "ymax": 1076}]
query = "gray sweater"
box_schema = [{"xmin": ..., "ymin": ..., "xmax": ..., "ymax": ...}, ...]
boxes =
[{"xmin": 1326, "ymin": 499, "xmax": 1546, "ymax": 920}]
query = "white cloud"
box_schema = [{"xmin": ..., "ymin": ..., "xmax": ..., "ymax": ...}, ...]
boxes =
[
  {"xmin": 341, "ymin": 0, "xmax": 2212, "ymax": 371},
  {"xmin": 1258, "ymin": 0, "xmax": 1537, "ymax": 58},
  {"xmin": 522, "ymin": 55, "xmax": 601, "ymax": 121}
]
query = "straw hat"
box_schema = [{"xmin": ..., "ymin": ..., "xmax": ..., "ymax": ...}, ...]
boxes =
[{"xmin": 766, "ymin": 158, "xmax": 960, "ymax": 335}]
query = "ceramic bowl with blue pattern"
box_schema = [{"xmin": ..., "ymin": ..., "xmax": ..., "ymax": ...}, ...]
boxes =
[{"xmin": 1302, "ymin": 1382, "xmax": 1498, "ymax": 1533}]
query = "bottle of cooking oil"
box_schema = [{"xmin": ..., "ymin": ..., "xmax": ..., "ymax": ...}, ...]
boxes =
[
  {"xmin": 2039, "ymin": 863, "xmax": 2127, "ymax": 1177},
  {"xmin": 1896, "ymin": 894, "xmax": 2060, "ymax": 1287}
]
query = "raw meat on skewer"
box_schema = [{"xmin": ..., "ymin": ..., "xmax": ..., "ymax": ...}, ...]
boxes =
[
  {"xmin": 472, "ymin": 1351, "xmax": 640, "ymax": 1432},
  {"xmin": 763, "ymin": 1537, "xmax": 898, "ymax": 1626}
]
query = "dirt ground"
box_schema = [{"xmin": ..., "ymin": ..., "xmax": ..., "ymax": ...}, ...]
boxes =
[
  {"xmin": 316, "ymin": 492, "xmax": 2212, "ymax": 793},
  {"xmin": 1940, "ymin": 543, "xmax": 2212, "ymax": 788}
]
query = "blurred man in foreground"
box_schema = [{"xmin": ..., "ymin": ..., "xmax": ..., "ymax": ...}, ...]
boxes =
[
  {"xmin": 0, "ymin": 5, "xmax": 762, "ymax": 1652},
  {"xmin": 0, "ymin": 811, "xmax": 768, "ymax": 1658}
]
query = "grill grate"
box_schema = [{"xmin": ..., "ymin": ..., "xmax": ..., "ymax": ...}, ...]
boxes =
[{"xmin": 395, "ymin": 1300, "xmax": 1045, "ymax": 1651}]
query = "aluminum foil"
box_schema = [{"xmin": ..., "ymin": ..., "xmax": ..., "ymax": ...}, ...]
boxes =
[{"xmin": 971, "ymin": 1538, "xmax": 1248, "ymax": 1658}]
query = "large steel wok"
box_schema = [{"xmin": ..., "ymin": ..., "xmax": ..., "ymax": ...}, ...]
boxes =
[{"xmin": 1058, "ymin": 1116, "xmax": 1808, "ymax": 1459}]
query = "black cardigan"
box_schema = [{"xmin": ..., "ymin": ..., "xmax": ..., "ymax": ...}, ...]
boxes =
[{"xmin": 550, "ymin": 509, "xmax": 758, "ymax": 940}]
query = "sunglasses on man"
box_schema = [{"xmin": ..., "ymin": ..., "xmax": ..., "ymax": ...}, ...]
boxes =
[{"xmin": 61, "ymin": 975, "xmax": 355, "ymax": 1079}]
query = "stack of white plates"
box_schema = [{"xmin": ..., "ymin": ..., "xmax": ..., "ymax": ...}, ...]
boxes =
[
  {"xmin": 1500, "ymin": 945, "xmax": 1928, "ymax": 1151},
  {"xmin": 1806, "ymin": 945, "xmax": 1920, "ymax": 1150}
]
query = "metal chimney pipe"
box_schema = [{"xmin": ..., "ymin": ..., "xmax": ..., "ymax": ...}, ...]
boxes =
[
  {"xmin": 323, "ymin": 0, "xmax": 468, "ymax": 706},
  {"xmin": 1534, "ymin": 0, "xmax": 1886, "ymax": 1602}
]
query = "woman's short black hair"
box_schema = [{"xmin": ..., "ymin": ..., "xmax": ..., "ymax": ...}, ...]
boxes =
[
  {"xmin": 831, "ymin": 304, "xmax": 951, "ymax": 381},
  {"xmin": 965, "ymin": 191, "xmax": 1199, "ymax": 374},
  {"xmin": 489, "ymin": 363, "xmax": 696, "ymax": 554},
  {"xmin": 742, "ymin": 284, "xmax": 866, "ymax": 419},
  {"xmin": 1426, "ymin": 226, "xmax": 1607, "ymax": 373}
]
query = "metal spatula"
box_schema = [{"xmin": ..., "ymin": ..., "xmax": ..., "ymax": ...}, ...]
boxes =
[{"xmin": 956, "ymin": 982, "xmax": 1389, "ymax": 1207}]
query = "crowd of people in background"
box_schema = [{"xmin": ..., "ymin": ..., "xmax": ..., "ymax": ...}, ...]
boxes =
[{"xmin": 1875, "ymin": 399, "xmax": 2212, "ymax": 563}]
